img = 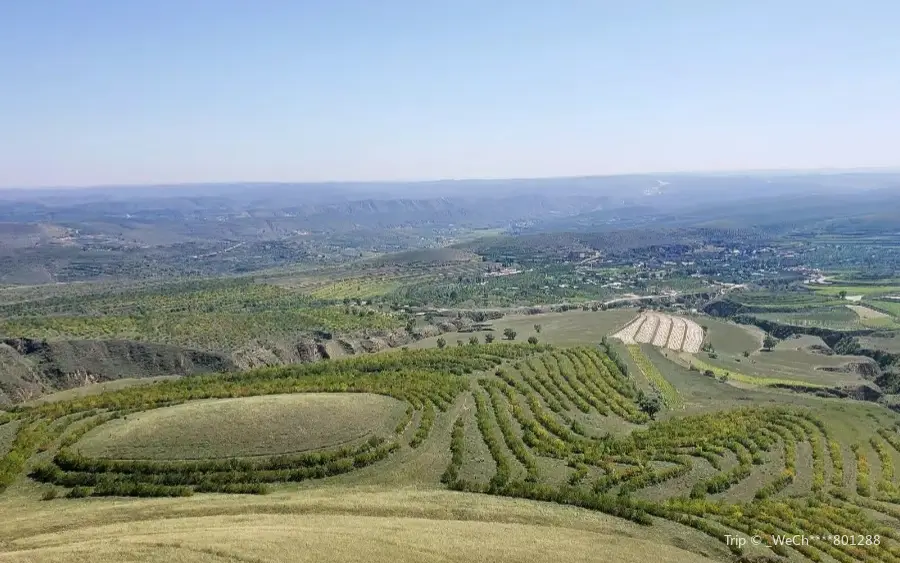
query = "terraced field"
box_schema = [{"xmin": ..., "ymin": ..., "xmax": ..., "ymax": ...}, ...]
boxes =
[
  {"xmin": 613, "ymin": 312, "xmax": 704, "ymax": 353},
  {"xmin": 2, "ymin": 343, "xmax": 900, "ymax": 562}
]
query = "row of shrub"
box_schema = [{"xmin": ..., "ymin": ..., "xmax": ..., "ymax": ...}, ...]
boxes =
[
  {"xmin": 871, "ymin": 437, "xmax": 896, "ymax": 494},
  {"xmin": 554, "ymin": 352, "xmax": 612, "ymax": 416},
  {"xmin": 55, "ymin": 436, "xmax": 387, "ymax": 474},
  {"xmin": 567, "ymin": 350, "xmax": 642, "ymax": 421},
  {"xmin": 514, "ymin": 364, "xmax": 565, "ymax": 413},
  {"xmin": 409, "ymin": 402, "xmax": 435, "ymax": 448},
  {"xmin": 522, "ymin": 358, "xmax": 570, "ymax": 412},
  {"xmin": 691, "ymin": 443, "xmax": 752, "ymax": 498},
  {"xmin": 852, "ymin": 443, "xmax": 871, "ymax": 497},
  {"xmin": 440, "ymin": 416, "xmax": 466, "ymax": 486},
  {"xmin": 626, "ymin": 345, "xmax": 683, "ymax": 409},
  {"xmin": 538, "ymin": 354, "xmax": 592, "ymax": 413},
  {"xmin": 577, "ymin": 347, "xmax": 640, "ymax": 402},
  {"xmin": 0, "ymin": 420, "xmax": 57, "ymax": 493},
  {"xmin": 619, "ymin": 456, "xmax": 692, "ymax": 496},
  {"xmin": 395, "ymin": 405, "xmax": 414, "ymax": 434},
  {"xmin": 484, "ymin": 382, "xmax": 540, "ymax": 481},
  {"xmin": 34, "ymin": 440, "xmax": 400, "ymax": 497},
  {"xmin": 473, "ymin": 388, "xmax": 511, "ymax": 492},
  {"xmin": 499, "ymin": 386, "xmax": 571, "ymax": 459}
]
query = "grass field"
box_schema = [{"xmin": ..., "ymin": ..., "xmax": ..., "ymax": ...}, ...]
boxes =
[
  {"xmin": 3, "ymin": 339, "xmax": 900, "ymax": 563},
  {"xmin": 693, "ymin": 345, "xmax": 870, "ymax": 388},
  {"xmin": 809, "ymin": 284, "xmax": 900, "ymax": 297},
  {"xmin": 860, "ymin": 332, "xmax": 900, "ymax": 353},
  {"xmin": 753, "ymin": 307, "xmax": 863, "ymax": 330},
  {"xmin": 409, "ymin": 309, "xmax": 637, "ymax": 349},
  {"xmin": 76, "ymin": 393, "xmax": 407, "ymax": 460},
  {"xmin": 698, "ymin": 318, "xmax": 762, "ymax": 355},
  {"xmin": 866, "ymin": 298, "xmax": 900, "ymax": 321},
  {"xmin": 848, "ymin": 304, "xmax": 891, "ymax": 320},
  {"xmin": 0, "ymin": 488, "xmax": 723, "ymax": 563},
  {"xmin": 678, "ymin": 354, "xmax": 831, "ymax": 389}
]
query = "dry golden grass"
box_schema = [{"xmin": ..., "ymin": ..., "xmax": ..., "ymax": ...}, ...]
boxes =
[
  {"xmin": 76, "ymin": 393, "xmax": 407, "ymax": 459},
  {"xmin": 0, "ymin": 488, "xmax": 722, "ymax": 563},
  {"xmin": 846, "ymin": 304, "xmax": 890, "ymax": 320}
]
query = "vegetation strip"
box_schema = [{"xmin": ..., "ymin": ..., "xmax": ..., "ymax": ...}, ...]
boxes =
[{"xmin": 627, "ymin": 345, "xmax": 684, "ymax": 409}]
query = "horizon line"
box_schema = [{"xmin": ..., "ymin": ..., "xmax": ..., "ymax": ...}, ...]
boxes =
[{"xmin": 3, "ymin": 165, "xmax": 900, "ymax": 191}]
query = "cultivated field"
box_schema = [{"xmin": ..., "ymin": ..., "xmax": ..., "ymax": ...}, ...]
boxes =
[
  {"xmin": 612, "ymin": 312, "xmax": 704, "ymax": 353},
  {"xmin": 2, "ymin": 343, "xmax": 900, "ymax": 563},
  {"xmin": 847, "ymin": 304, "xmax": 890, "ymax": 320}
]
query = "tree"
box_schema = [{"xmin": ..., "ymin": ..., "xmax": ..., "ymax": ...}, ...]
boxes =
[
  {"xmin": 533, "ymin": 324, "xmax": 542, "ymax": 333},
  {"xmin": 436, "ymin": 337, "xmax": 446, "ymax": 349},
  {"xmin": 838, "ymin": 290, "xmax": 847, "ymax": 300},
  {"xmin": 637, "ymin": 392, "xmax": 661, "ymax": 419},
  {"xmin": 484, "ymin": 333, "xmax": 495, "ymax": 344},
  {"xmin": 742, "ymin": 350, "xmax": 750, "ymax": 358},
  {"xmin": 503, "ymin": 328, "xmax": 517, "ymax": 341},
  {"xmin": 405, "ymin": 319, "xmax": 416, "ymax": 333},
  {"xmin": 762, "ymin": 334, "xmax": 777, "ymax": 351},
  {"xmin": 469, "ymin": 336, "xmax": 479, "ymax": 345},
  {"xmin": 527, "ymin": 336, "xmax": 538, "ymax": 345},
  {"xmin": 457, "ymin": 340, "xmax": 464, "ymax": 347}
]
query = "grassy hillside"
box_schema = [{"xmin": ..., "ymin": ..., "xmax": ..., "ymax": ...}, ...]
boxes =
[
  {"xmin": 0, "ymin": 279, "xmax": 402, "ymax": 352},
  {"xmin": 0, "ymin": 488, "xmax": 723, "ymax": 563},
  {"xmin": 2, "ymin": 340, "xmax": 899, "ymax": 562}
]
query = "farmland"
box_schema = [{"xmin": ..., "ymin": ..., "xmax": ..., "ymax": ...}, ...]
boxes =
[
  {"xmin": 2, "ymin": 340, "xmax": 900, "ymax": 563},
  {"xmin": 3, "ymin": 187, "xmax": 900, "ymax": 562},
  {"xmin": 612, "ymin": 312, "xmax": 705, "ymax": 353}
]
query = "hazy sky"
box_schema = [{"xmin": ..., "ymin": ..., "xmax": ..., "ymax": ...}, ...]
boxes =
[{"xmin": 2, "ymin": 1, "xmax": 899, "ymax": 187}]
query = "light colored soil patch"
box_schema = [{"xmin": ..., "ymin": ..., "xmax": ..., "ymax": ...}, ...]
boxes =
[
  {"xmin": 845, "ymin": 295, "xmax": 864, "ymax": 302},
  {"xmin": 847, "ymin": 304, "xmax": 890, "ymax": 319},
  {"xmin": 612, "ymin": 312, "xmax": 703, "ymax": 353},
  {"xmin": 76, "ymin": 393, "xmax": 406, "ymax": 459},
  {"xmin": 653, "ymin": 315, "xmax": 673, "ymax": 347}
]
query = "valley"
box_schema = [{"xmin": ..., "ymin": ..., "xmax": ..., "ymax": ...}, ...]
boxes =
[{"xmin": 2, "ymin": 174, "xmax": 900, "ymax": 563}]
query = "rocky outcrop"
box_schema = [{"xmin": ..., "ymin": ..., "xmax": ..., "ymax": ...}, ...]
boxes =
[{"xmin": 0, "ymin": 337, "xmax": 236, "ymax": 405}]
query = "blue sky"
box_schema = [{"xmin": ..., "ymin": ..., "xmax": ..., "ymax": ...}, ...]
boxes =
[{"xmin": 2, "ymin": 1, "xmax": 899, "ymax": 187}]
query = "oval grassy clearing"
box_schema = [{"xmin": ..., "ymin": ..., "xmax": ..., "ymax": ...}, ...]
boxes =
[{"xmin": 75, "ymin": 393, "xmax": 407, "ymax": 460}]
